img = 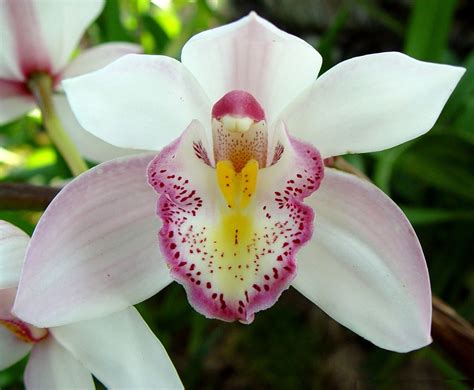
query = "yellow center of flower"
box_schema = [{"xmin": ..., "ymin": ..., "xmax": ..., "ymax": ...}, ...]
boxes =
[
  {"xmin": 216, "ymin": 159, "xmax": 259, "ymax": 209},
  {"xmin": 212, "ymin": 159, "xmax": 260, "ymax": 295}
]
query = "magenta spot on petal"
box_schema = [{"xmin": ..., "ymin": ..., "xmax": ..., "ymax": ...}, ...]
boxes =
[
  {"xmin": 148, "ymin": 120, "xmax": 325, "ymax": 324},
  {"xmin": 212, "ymin": 90, "xmax": 265, "ymax": 121}
]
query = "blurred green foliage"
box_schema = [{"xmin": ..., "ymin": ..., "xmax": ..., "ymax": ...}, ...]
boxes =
[{"xmin": 0, "ymin": 0, "xmax": 473, "ymax": 388}]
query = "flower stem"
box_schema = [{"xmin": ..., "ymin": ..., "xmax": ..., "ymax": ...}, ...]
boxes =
[{"xmin": 28, "ymin": 73, "xmax": 88, "ymax": 176}]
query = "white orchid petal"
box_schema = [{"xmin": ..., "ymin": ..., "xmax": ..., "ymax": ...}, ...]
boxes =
[
  {"xmin": 63, "ymin": 54, "xmax": 212, "ymax": 151},
  {"xmin": 0, "ymin": 96, "xmax": 34, "ymax": 124},
  {"xmin": 0, "ymin": 79, "xmax": 35, "ymax": 124},
  {"xmin": 182, "ymin": 12, "xmax": 322, "ymax": 121},
  {"xmin": 61, "ymin": 42, "xmax": 143, "ymax": 80},
  {"xmin": 0, "ymin": 325, "xmax": 32, "ymax": 370},
  {"xmin": 282, "ymin": 52, "xmax": 465, "ymax": 158},
  {"xmin": 0, "ymin": 0, "xmax": 104, "ymax": 79},
  {"xmin": 0, "ymin": 221, "xmax": 30, "ymax": 289},
  {"xmin": 53, "ymin": 94, "xmax": 143, "ymax": 162},
  {"xmin": 13, "ymin": 155, "xmax": 172, "ymax": 327},
  {"xmin": 293, "ymin": 168, "xmax": 431, "ymax": 352},
  {"xmin": 0, "ymin": 289, "xmax": 32, "ymax": 370},
  {"xmin": 24, "ymin": 337, "xmax": 94, "ymax": 390},
  {"xmin": 51, "ymin": 307, "xmax": 183, "ymax": 389}
]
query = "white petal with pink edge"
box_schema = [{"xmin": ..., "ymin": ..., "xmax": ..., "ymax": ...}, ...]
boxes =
[
  {"xmin": 0, "ymin": 221, "xmax": 30, "ymax": 289},
  {"xmin": 51, "ymin": 307, "xmax": 183, "ymax": 389},
  {"xmin": 53, "ymin": 94, "xmax": 143, "ymax": 162},
  {"xmin": 292, "ymin": 168, "xmax": 432, "ymax": 352},
  {"xmin": 60, "ymin": 42, "xmax": 143, "ymax": 81},
  {"xmin": 0, "ymin": 0, "xmax": 104, "ymax": 80},
  {"xmin": 148, "ymin": 121, "xmax": 323, "ymax": 322},
  {"xmin": 182, "ymin": 12, "xmax": 322, "ymax": 122},
  {"xmin": 24, "ymin": 336, "xmax": 94, "ymax": 390},
  {"xmin": 281, "ymin": 52, "xmax": 465, "ymax": 158},
  {"xmin": 0, "ymin": 287, "xmax": 33, "ymax": 370},
  {"xmin": 63, "ymin": 54, "xmax": 212, "ymax": 151},
  {"xmin": 13, "ymin": 154, "xmax": 172, "ymax": 328}
]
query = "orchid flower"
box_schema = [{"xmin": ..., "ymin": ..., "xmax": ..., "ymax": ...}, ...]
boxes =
[
  {"xmin": 0, "ymin": 0, "xmax": 139, "ymax": 166},
  {"xmin": 0, "ymin": 221, "xmax": 183, "ymax": 389},
  {"xmin": 14, "ymin": 14, "xmax": 464, "ymax": 353}
]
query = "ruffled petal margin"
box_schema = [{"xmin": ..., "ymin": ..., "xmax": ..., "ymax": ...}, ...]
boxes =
[{"xmin": 148, "ymin": 121, "xmax": 323, "ymax": 322}]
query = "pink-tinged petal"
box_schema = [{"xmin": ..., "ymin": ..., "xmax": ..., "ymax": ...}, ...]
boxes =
[
  {"xmin": 0, "ymin": 288, "xmax": 32, "ymax": 370},
  {"xmin": 0, "ymin": 79, "xmax": 35, "ymax": 124},
  {"xmin": 0, "ymin": 288, "xmax": 16, "ymax": 321},
  {"xmin": 63, "ymin": 54, "xmax": 212, "ymax": 151},
  {"xmin": 0, "ymin": 0, "xmax": 104, "ymax": 80},
  {"xmin": 0, "ymin": 221, "xmax": 30, "ymax": 289},
  {"xmin": 53, "ymin": 95, "xmax": 143, "ymax": 162},
  {"xmin": 24, "ymin": 337, "xmax": 94, "ymax": 390},
  {"xmin": 0, "ymin": 0, "xmax": 48, "ymax": 81},
  {"xmin": 60, "ymin": 42, "xmax": 143, "ymax": 81},
  {"xmin": 148, "ymin": 121, "xmax": 323, "ymax": 322},
  {"xmin": 51, "ymin": 307, "xmax": 183, "ymax": 389},
  {"xmin": 281, "ymin": 52, "xmax": 465, "ymax": 158},
  {"xmin": 182, "ymin": 12, "xmax": 322, "ymax": 122},
  {"xmin": 292, "ymin": 168, "xmax": 431, "ymax": 352},
  {"xmin": 13, "ymin": 155, "xmax": 172, "ymax": 328}
]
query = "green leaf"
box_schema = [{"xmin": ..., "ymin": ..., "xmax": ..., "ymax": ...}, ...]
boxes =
[
  {"xmin": 442, "ymin": 51, "xmax": 474, "ymax": 124},
  {"xmin": 453, "ymin": 97, "xmax": 474, "ymax": 134},
  {"xmin": 402, "ymin": 207, "xmax": 474, "ymax": 225},
  {"xmin": 317, "ymin": 6, "xmax": 349, "ymax": 74},
  {"xmin": 0, "ymin": 356, "xmax": 28, "ymax": 388},
  {"xmin": 371, "ymin": 141, "xmax": 413, "ymax": 195},
  {"xmin": 141, "ymin": 14, "xmax": 170, "ymax": 52},
  {"xmin": 422, "ymin": 349, "xmax": 468, "ymax": 385},
  {"xmin": 355, "ymin": 0, "xmax": 404, "ymax": 36},
  {"xmin": 404, "ymin": 0, "xmax": 458, "ymax": 62},
  {"xmin": 395, "ymin": 133, "xmax": 474, "ymax": 201},
  {"xmin": 97, "ymin": 0, "xmax": 132, "ymax": 42}
]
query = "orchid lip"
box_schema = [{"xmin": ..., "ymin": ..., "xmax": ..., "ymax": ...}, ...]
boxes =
[
  {"xmin": 148, "ymin": 92, "xmax": 324, "ymax": 322},
  {"xmin": 0, "ymin": 318, "xmax": 49, "ymax": 344}
]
